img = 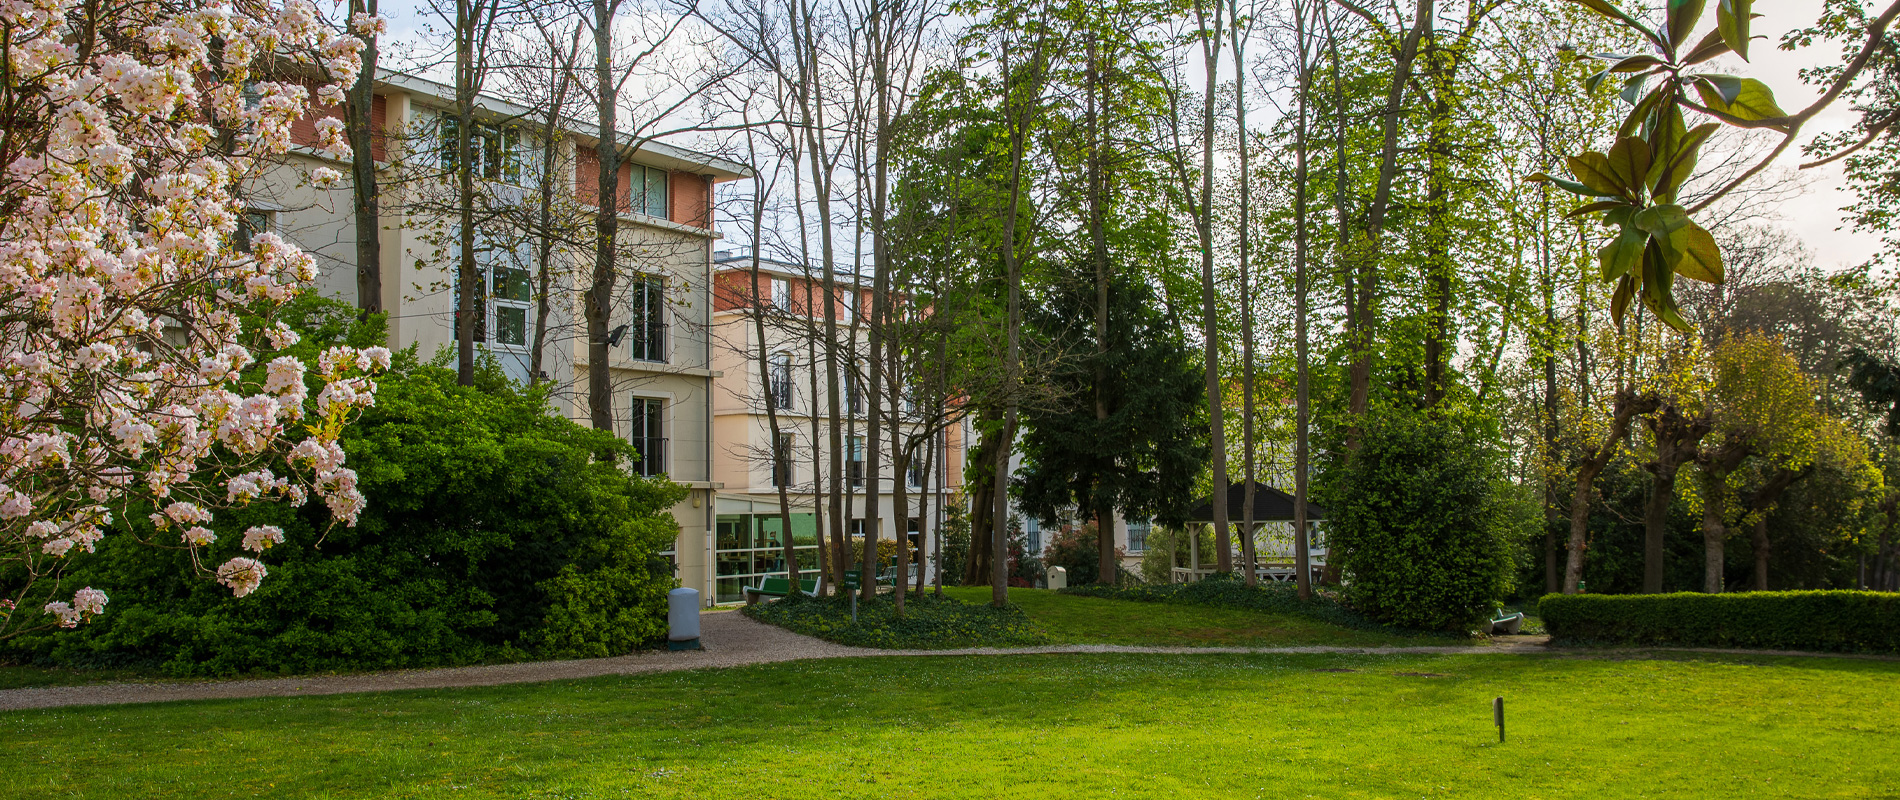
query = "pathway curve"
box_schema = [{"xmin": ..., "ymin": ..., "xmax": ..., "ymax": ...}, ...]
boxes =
[{"xmin": 0, "ymin": 610, "xmax": 1884, "ymax": 713}]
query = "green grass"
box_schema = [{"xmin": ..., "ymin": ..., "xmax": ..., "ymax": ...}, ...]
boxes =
[
  {"xmin": 943, "ymin": 586, "xmax": 1462, "ymax": 648},
  {"xmin": 0, "ymin": 664, "xmax": 162, "ymax": 691},
  {"xmin": 4, "ymin": 651, "xmax": 1896, "ymax": 798},
  {"xmin": 743, "ymin": 591, "xmax": 1053, "ymax": 649}
]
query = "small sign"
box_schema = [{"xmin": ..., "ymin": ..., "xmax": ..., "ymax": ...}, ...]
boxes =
[{"xmin": 842, "ymin": 570, "xmax": 862, "ymax": 590}]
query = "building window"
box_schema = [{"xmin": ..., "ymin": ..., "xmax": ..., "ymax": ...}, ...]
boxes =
[
  {"xmin": 845, "ymin": 364, "xmax": 864, "ymax": 416},
  {"xmin": 490, "ymin": 259, "xmax": 530, "ymax": 347},
  {"xmin": 1126, "ymin": 520, "xmax": 1151, "ymax": 553},
  {"xmin": 771, "ymin": 433, "xmax": 794, "ymax": 488},
  {"xmin": 846, "ymin": 436, "xmax": 864, "ymax": 487},
  {"xmin": 1025, "ymin": 517, "xmax": 1041, "ymax": 555},
  {"xmin": 770, "ymin": 277, "xmax": 789, "ymax": 309},
  {"xmin": 715, "ymin": 511, "xmax": 821, "ymax": 603},
  {"xmin": 767, "ymin": 352, "xmax": 794, "ymax": 410},
  {"xmin": 234, "ymin": 210, "xmax": 272, "ymax": 253},
  {"xmin": 438, "ymin": 115, "xmax": 521, "ymax": 184},
  {"xmin": 631, "ymin": 397, "xmax": 666, "ymax": 477},
  {"xmin": 627, "ymin": 275, "xmax": 666, "ymax": 362},
  {"xmin": 906, "ymin": 450, "xmax": 925, "ymax": 488},
  {"xmin": 635, "ymin": 164, "xmax": 668, "ymax": 218}
]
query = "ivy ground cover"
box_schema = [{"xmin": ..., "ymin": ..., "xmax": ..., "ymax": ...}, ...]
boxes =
[{"xmin": 6, "ymin": 651, "xmax": 1895, "ymax": 799}]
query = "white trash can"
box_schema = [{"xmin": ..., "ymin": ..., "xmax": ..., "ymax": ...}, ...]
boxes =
[
  {"xmin": 668, "ymin": 587, "xmax": 701, "ymax": 651},
  {"xmin": 1047, "ymin": 566, "xmax": 1068, "ymax": 591}
]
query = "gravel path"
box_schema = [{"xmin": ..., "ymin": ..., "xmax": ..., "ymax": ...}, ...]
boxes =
[{"xmin": 0, "ymin": 611, "xmax": 1882, "ymax": 713}]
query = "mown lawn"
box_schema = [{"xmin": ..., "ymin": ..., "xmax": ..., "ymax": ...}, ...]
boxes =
[
  {"xmin": 5, "ymin": 651, "xmax": 1895, "ymax": 799},
  {"xmin": 942, "ymin": 586, "xmax": 1462, "ymax": 647}
]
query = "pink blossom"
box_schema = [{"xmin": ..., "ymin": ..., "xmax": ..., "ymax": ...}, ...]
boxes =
[
  {"xmin": 241, "ymin": 525, "xmax": 284, "ymax": 552},
  {"xmin": 216, "ymin": 557, "xmax": 267, "ymax": 597}
]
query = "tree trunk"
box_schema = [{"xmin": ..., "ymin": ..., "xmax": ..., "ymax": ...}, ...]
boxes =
[
  {"xmin": 963, "ymin": 417, "xmax": 999, "ymax": 586},
  {"xmin": 584, "ymin": 0, "xmax": 622, "ymax": 426},
  {"xmin": 1743, "ymin": 466, "xmax": 1811, "ymax": 592},
  {"xmin": 1231, "ymin": 5, "xmax": 1257, "ymax": 588},
  {"xmin": 454, "ymin": 0, "xmax": 482, "ymax": 387},
  {"xmin": 1642, "ymin": 406, "xmax": 1710, "ymax": 593},
  {"xmin": 347, "ymin": 0, "xmax": 382, "ymax": 315},
  {"xmin": 1191, "ymin": 0, "xmax": 1230, "ymax": 573},
  {"xmin": 1701, "ymin": 471, "xmax": 1728, "ymax": 593},
  {"xmin": 1752, "ymin": 513, "xmax": 1771, "ymax": 592},
  {"xmin": 1086, "ymin": 32, "xmax": 1117, "ymax": 586},
  {"xmin": 1292, "ymin": 0, "xmax": 1315, "ymax": 600},
  {"xmin": 1565, "ymin": 390, "xmax": 1657, "ymax": 593}
]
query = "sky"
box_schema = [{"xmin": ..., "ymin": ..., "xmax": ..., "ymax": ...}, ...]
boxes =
[
  {"xmin": 366, "ymin": 0, "xmax": 1886, "ymax": 272},
  {"xmin": 1743, "ymin": 0, "xmax": 1884, "ymax": 271}
]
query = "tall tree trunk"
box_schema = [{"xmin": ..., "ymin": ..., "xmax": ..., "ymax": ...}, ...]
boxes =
[
  {"xmin": 1565, "ymin": 390, "xmax": 1657, "ymax": 593},
  {"xmin": 1642, "ymin": 406, "xmax": 1710, "ymax": 593},
  {"xmin": 1231, "ymin": 3, "xmax": 1257, "ymax": 588},
  {"xmin": 1293, "ymin": 0, "xmax": 1318, "ymax": 600},
  {"xmin": 530, "ymin": 27, "xmax": 578, "ymax": 385},
  {"xmin": 584, "ymin": 0, "xmax": 623, "ymax": 426},
  {"xmin": 454, "ymin": 0, "xmax": 485, "ymax": 387},
  {"xmin": 1701, "ymin": 470, "xmax": 1729, "ymax": 593},
  {"xmin": 1421, "ymin": 32, "xmax": 1453, "ymax": 408},
  {"xmin": 1745, "ymin": 466, "xmax": 1811, "ymax": 592},
  {"xmin": 1345, "ymin": 0, "xmax": 1436, "ymax": 436},
  {"xmin": 963, "ymin": 419, "xmax": 999, "ymax": 585},
  {"xmin": 744, "ymin": 157, "xmax": 799, "ymax": 587},
  {"xmin": 347, "ymin": 0, "xmax": 382, "ymax": 315},
  {"xmin": 1086, "ymin": 31, "xmax": 1118, "ymax": 585},
  {"xmin": 1191, "ymin": 0, "xmax": 1230, "ymax": 573}
]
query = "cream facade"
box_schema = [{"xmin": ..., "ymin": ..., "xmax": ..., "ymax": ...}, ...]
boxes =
[
  {"xmin": 252, "ymin": 69, "xmax": 748, "ymax": 604},
  {"xmin": 706, "ymin": 252, "xmax": 968, "ymax": 603}
]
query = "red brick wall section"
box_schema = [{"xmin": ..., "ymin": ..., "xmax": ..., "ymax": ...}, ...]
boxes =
[
  {"xmin": 670, "ymin": 171, "xmax": 710, "ymax": 228},
  {"xmin": 574, "ymin": 147, "xmax": 634, "ymax": 210},
  {"xmin": 287, "ymin": 80, "xmax": 387, "ymax": 162},
  {"xmin": 713, "ymin": 270, "xmax": 752, "ymax": 312}
]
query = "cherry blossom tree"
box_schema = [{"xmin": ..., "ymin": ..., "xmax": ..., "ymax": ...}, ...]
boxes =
[{"xmin": 0, "ymin": 0, "xmax": 387, "ymax": 638}]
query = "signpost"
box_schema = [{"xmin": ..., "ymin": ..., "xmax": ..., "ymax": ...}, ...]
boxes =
[{"xmin": 843, "ymin": 570, "xmax": 862, "ymax": 622}]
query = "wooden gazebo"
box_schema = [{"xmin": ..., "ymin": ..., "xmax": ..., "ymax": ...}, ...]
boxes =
[{"xmin": 1175, "ymin": 481, "xmax": 1328, "ymax": 584}]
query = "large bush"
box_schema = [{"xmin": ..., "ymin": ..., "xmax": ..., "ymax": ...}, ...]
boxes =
[
  {"xmin": 5, "ymin": 299, "xmax": 686, "ymax": 675},
  {"xmin": 1325, "ymin": 411, "xmax": 1514, "ymax": 630},
  {"xmin": 1539, "ymin": 591, "xmax": 1900, "ymax": 654}
]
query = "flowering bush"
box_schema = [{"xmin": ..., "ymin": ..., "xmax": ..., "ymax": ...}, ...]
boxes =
[
  {"xmin": 0, "ymin": 0, "xmax": 382, "ymax": 638},
  {"xmin": 6, "ymin": 304, "xmax": 687, "ymax": 675}
]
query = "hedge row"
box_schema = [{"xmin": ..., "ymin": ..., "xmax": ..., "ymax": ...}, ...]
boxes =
[
  {"xmin": 1538, "ymin": 591, "xmax": 1900, "ymax": 654},
  {"xmin": 1062, "ymin": 574, "xmax": 1441, "ymax": 636},
  {"xmin": 743, "ymin": 593, "xmax": 1051, "ymax": 649}
]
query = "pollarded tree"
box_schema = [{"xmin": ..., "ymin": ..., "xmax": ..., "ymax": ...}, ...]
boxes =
[
  {"xmin": 0, "ymin": 0, "xmax": 388, "ymax": 638},
  {"xmin": 1014, "ymin": 270, "xmax": 1208, "ymax": 584}
]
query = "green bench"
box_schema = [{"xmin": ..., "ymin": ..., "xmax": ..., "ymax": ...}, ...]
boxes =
[{"xmin": 743, "ymin": 576, "xmax": 819, "ymax": 605}]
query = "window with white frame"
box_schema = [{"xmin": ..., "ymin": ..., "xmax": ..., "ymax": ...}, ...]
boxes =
[
  {"xmin": 846, "ymin": 436, "xmax": 864, "ymax": 487},
  {"xmin": 1125, "ymin": 520, "xmax": 1152, "ymax": 553},
  {"xmin": 770, "ymin": 277, "xmax": 789, "ymax": 309},
  {"xmin": 631, "ymin": 397, "xmax": 666, "ymax": 477},
  {"xmin": 845, "ymin": 363, "xmax": 865, "ymax": 416},
  {"xmin": 634, "ymin": 164, "xmax": 668, "ymax": 218},
  {"xmin": 438, "ymin": 115, "xmax": 522, "ymax": 185},
  {"xmin": 452, "ymin": 232, "xmax": 531, "ymax": 348},
  {"xmin": 767, "ymin": 352, "xmax": 794, "ymax": 410},
  {"xmin": 234, "ymin": 209, "xmax": 273, "ymax": 253},
  {"xmin": 627, "ymin": 275, "xmax": 666, "ymax": 362}
]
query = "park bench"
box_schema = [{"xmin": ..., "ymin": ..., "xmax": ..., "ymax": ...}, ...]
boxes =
[{"xmin": 743, "ymin": 576, "xmax": 820, "ymax": 605}]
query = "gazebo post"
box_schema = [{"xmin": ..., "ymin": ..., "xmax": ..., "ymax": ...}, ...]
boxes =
[{"xmin": 1190, "ymin": 525, "xmax": 1200, "ymax": 580}]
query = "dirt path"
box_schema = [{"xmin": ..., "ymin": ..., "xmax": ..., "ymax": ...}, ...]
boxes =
[{"xmin": 0, "ymin": 611, "xmax": 1882, "ymax": 713}]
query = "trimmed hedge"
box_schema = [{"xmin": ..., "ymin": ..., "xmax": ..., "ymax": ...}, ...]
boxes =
[
  {"xmin": 1539, "ymin": 591, "xmax": 1900, "ymax": 654},
  {"xmin": 743, "ymin": 593, "xmax": 1051, "ymax": 649},
  {"xmin": 1062, "ymin": 573, "xmax": 1456, "ymax": 637}
]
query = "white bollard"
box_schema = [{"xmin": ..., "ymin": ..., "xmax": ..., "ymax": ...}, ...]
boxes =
[
  {"xmin": 1047, "ymin": 566, "xmax": 1068, "ymax": 591},
  {"xmin": 668, "ymin": 587, "xmax": 702, "ymax": 651}
]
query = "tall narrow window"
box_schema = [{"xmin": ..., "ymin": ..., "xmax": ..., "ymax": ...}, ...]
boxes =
[
  {"xmin": 628, "ymin": 276, "xmax": 666, "ymax": 362},
  {"xmin": 439, "ymin": 116, "xmax": 521, "ymax": 184},
  {"xmin": 906, "ymin": 450, "xmax": 926, "ymax": 488},
  {"xmin": 767, "ymin": 352, "xmax": 794, "ymax": 410},
  {"xmin": 631, "ymin": 398, "xmax": 666, "ymax": 477},
  {"xmin": 770, "ymin": 277, "xmax": 789, "ymax": 309},
  {"xmin": 844, "ymin": 364, "xmax": 864, "ymax": 416},
  {"xmin": 772, "ymin": 433, "xmax": 795, "ymax": 488},
  {"xmin": 846, "ymin": 436, "xmax": 864, "ymax": 487},
  {"xmin": 490, "ymin": 259, "xmax": 530, "ymax": 347},
  {"xmin": 636, "ymin": 165, "xmax": 668, "ymax": 218},
  {"xmin": 1025, "ymin": 517, "xmax": 1041, "ymax": 555}
]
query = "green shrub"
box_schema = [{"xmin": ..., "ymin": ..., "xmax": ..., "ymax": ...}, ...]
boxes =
[
  {"xmin": 938, "ymin": 509, "xmax": 970, "ymax": 586},
  {"xmin": 1325, "ymin": 411, "xmax": 1514, "ymax": 631},
  {"xmin": 743, "ymin": 592, "xmax": 1052, "ymax": 649},
  {"xmin": 1062, "ymin": 573, "xmax": 1447, "ymax": 635},
  {"xmin": 1538, "ymin": 591, "xmax": 1900, "ymax": 654},
  {"xmin": 5, "ymin": 296, "xmax": 686, "ymax": 675},
  {"xmin": 1045, "ymin": 522, "xmax": 1120, "ymax": 585}
]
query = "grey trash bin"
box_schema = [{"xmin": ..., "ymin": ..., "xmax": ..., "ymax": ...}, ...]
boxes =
[{"xmin": 668, "ymin": 587, "xmax": 701, "ymax": 650}]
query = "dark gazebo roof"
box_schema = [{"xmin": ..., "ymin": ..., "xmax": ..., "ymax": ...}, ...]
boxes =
[{"xmin": 1185, "ymin": 481, "xmax": 1327, "ymax": 524}]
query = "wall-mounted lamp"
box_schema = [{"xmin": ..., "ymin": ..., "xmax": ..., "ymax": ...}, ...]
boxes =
[{"xmin": 603, "ymin": 324, "xmax": 629, "ymax": 347}]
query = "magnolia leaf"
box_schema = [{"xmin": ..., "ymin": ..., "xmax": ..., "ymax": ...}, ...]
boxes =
[
  {"xmin": 1566, "ymin": 152, "xmax": 1625, "ymax": 197},
  {"xmin": 1609, "ymin": 54, "xmax": 1663, "ymax": 73},
  {"xmin": 1599, "ymin": 223, "xmax": 1647, "ymax": 281},
  {"xmin": 1654, "ymin": 122, "xmax": 1719, "ymax": 202},
  {"xmin": 1611, "ymin": 273, "xmax": 1636, "ymax": 326},
  {"xmin": 1693, "ymin": 75, "xmax": 1787, "ymax": 121},
  {"xmin": 1621, "ymin": 87, "xmax": 1667, "ymax": 138},
  {"xmin": 1568, "ymin": 0, "xmax": 1668, "ymax": 47},
  {"xmin": 1641, "ymin": 240, "xmax": 1691, "ymax": 332},
  {"xmin": 1566, "ymin": 200, "xmax": 1634, "ymax": 218},
  {"xmin": 1620, "ymin": 74, "xmax": 1649, "ymax": 106},
  {"xmin": 1604, "ymin": 205, "xmax": 1638, "ymax": 229},
  {"xmin": 1635, "ymin": 204, "xmax": 1693, "ymax": 269},
  {"xmin": 1668, "ymin": 0, "xmax": 1708, "ymax": 47},
  {"xmin": 1608, "ymin": 136, "xmax": 1652, "ymax": 192},
  {"xmin": 1586, "ymin": 69, "xmax": 1613, "ymax": 95},
  {"xmin": 1718, "ymin": 0, "xmax": 1752, "ymax": 60},
  {"xmin": 1674, "ymin": 219, "xmax": 1725, "ymax": 283},
  {"xmin": 1684, "ymin": 29, "xmax": 1732, "ymax": 65},
  {"xmin": 1526, "ymin": 172, "xmax": 1602, "ymax": 198}
]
